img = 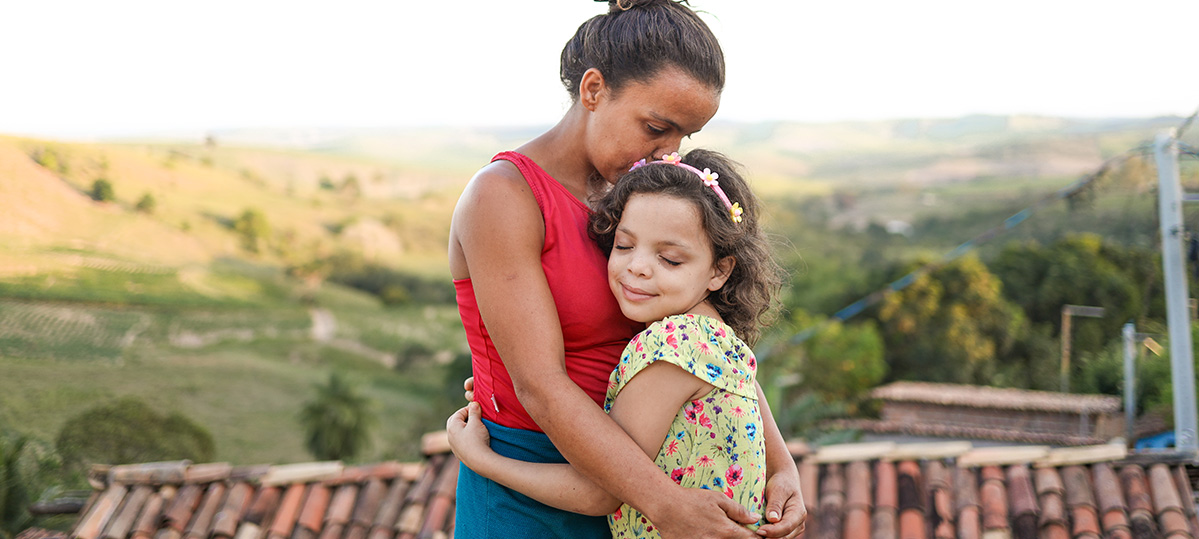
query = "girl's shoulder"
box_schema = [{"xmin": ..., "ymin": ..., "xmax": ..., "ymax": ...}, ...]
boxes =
[{"xmin": 627, "ymin": 314, "xmax": 757, "ymax": 398}]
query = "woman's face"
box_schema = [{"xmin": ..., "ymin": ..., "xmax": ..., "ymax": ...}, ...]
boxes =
[{"xmin": 585, "ymin": 67, "xmax": 720, "ymax": 184}]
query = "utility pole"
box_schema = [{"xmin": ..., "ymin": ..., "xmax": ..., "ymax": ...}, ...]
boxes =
[
  {"xmin": 1155, "ymin": 130, "xmax": 1199, "ymax": 453},
  {"xmin": 1123, "ymin": 322, "xmax": 1136, "ymax": 447},
  {"xmin": 1060, "ymin": 304, "xmax": 1105, "ymax": 392}
]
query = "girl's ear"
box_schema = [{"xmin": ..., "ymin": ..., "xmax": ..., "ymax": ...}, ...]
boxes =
[
  {"xmin": 579, "ymin": 68, "xmax": 607, "ymax": 112},
  {"xmin": 708, "ymin": 256, "xmax": 735, "ymax": 292}
]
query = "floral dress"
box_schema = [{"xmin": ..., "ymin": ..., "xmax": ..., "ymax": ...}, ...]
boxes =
[{"xmin": 603, "ymin": 314, "xmax": 765, "ymax": 538}]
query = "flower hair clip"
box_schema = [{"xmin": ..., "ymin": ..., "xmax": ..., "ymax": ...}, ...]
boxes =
[{"xmin": 630, "ymin": 153, "xmax": 743, "ymax": 223}]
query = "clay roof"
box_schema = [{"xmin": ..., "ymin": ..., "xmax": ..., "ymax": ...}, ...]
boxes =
[
  {"xmin": 66, "ymin": 433, "xmax": 458, "ymax": 539},
  {"xmin": 61, "ymin": 436, "xmax": 1197, "ymax": 539},
  {"xmin": 795, "ymin": 441, "xmax": 1198, "ymax": 539},
  {"xmin": 835, "ymin": 419, "xmax": 1112, "ymax": 446},
  {"xmin": 871, "ymin": 382, "xmax": 1122, "ymax": 414}
]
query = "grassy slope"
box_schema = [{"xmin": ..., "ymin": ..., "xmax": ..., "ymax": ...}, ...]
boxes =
[{"xmin": 0, "ymin": 115, "xmax": 1185, "ymax": 464}]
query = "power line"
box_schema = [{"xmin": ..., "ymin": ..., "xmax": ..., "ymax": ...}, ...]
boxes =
[{"xmin": 764, "ymin": 108, "xmax": 1197, "ymax": 355}]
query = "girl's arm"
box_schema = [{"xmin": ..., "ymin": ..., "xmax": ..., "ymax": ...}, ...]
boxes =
[
  {"xmin": 448, "ymin": 361, "xmax": 709, "ymax": 517},
  {"xmin": 446, "ymin": 362, "xmax": 714, "ymax": 517},
  {"xmin": 455, "ymin": 164, "xmax": 758, "ymax": 538}
]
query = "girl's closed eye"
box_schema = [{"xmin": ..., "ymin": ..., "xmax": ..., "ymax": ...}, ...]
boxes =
[{"xmin": 659, "ymin": 255, "xmax": 681, "ymax": 267}]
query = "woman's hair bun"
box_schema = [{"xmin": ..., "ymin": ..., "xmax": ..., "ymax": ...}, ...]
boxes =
[{"xmin": 602, "ymin": 0, "xmax": 680, "ymax": 14}]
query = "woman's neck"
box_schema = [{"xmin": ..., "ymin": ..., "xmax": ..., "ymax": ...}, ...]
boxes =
[{"xmin": 517, "ymin": 106, "xmax": 598, "ymax": 204}]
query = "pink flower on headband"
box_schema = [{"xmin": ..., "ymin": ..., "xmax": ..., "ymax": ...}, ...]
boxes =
[
  {"xmin": 701, "ymin": 168, "xmax": 719, "ymax": 187},
  {"xmin": 729, "ymin": 202, "xmax": 744, "ymax": 223},
  {"xmin": 661, "ymin": 152, "xmax": 682, "ymax": 164}
]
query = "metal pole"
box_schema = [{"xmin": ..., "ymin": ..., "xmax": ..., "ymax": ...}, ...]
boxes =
[
  {"xmin": 1061, "ymin": 307, "xmax": 1072, "ymax": 392},
  {"xmin": 1123, "ymin": 322, "xmax": 1136, "ymax": 448},
  {"xmin": 1154, "ymin": 131, "xmax": 1199, "ymax": 453}
]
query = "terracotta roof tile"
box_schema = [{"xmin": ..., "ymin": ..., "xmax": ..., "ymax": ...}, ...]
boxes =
[
  {"xmin": 954, "ymin": 468, "xmax": 981, "ymax": 539},
  {"xmin": 64, "ymin": 434, "xmax": 1197, "ymax": 539},
  {"xmin": 1034, "ymin": 467, "xmax": 1069, "ymax": 539},
  {"xmin": 874, "ymin": 461, "xmax": 898, "ymax": 539},
  {"xmin": 978, "ymin": 467, "xmax": 1008, "ymax": 533},
  {"xmin": 18, "ymin": 529, "xmax": 68, "ymax": 539},
  {"xmin": 870, "ymin": 382, "xmax": 1121, "ymax": 414},
  {"xmin": 76, "ymin": 483, "xmax": 128, "ymax": 539},
  {"xmin": 211, "ymin": 483, "xmax": 253, "ymax": 539},
  {"xmin": 1091, "ymin": 463, "xmax": 1132, "ymax": 539},
  {"xmin": 183, "ymin": 482, "xmax": 225, "ymax": 539},
  {"xmin": 1146, "ymin": 464, "xmax": 1190, "ymax": 539},
  {"xmin": 103, "ymin": 485, "xmax": 151, "ymax": 539},
  {"xmin": 924, "ymin": 461, "xmax": 954, "ymax": 539},
  {"xmin": 896, "ymin": 461, "xmax": 925, "ymax": 539},
  {"xmin": 1171, "ymin": 465, "xmax": 1198, "ymax": 537},
  {"xmin": 819, "ymin": 463, "xmax": 846, "ymax": 539},
  {"xmin": 1004, "ymin": 465, "xmax": 1036, "ymax": 539},
  {"xmin": 131, "ymin": 493, "xmax": 166, "ymax": 539}
]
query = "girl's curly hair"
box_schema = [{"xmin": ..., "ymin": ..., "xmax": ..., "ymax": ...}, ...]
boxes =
[{"xmin": 589, "ymin": 149, "xmax": 782, "ymax": 345}]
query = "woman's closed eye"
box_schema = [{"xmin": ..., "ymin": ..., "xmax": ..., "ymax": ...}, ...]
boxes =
[{"xmin": 646, "ymin": 124, "xmax": 666, "ymax": 135}]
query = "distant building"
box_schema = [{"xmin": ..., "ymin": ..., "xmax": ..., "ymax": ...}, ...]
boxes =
[{"xmin": 843, "ymin": 381, "xmax": 1124, "ymax": 446}]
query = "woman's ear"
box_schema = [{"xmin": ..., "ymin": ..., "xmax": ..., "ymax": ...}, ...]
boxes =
[
  {"xmin": 579, "ymin": 68, "xmax": 607, "ymax": 112},
  {"xmin": 708, "ymin": 256, "xmax": 735, "ymax": 292}
]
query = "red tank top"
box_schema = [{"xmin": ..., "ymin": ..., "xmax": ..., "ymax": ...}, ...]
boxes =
[{"xmin": 454, "ymin": 151, "xmax": 642, "ymax": 432}]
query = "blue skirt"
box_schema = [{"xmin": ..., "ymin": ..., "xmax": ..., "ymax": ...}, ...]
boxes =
[{"xmin": 454, "ymin": 419, "xmax": 611, "ymax": 539}]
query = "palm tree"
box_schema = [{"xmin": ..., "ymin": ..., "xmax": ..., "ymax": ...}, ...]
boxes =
[
  {"xmin": 1, "ymin": 429, "xmax": 60, "ymax": 539},
  {"xmin": 299, "ymin": 372, "xmax": 378, "ymax": 461}
]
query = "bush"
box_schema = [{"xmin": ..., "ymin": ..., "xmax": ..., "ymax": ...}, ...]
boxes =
[
  {"xmin": 233, "ymin": 208, "xmax": 271, "ymax": 253},
  {"xmin": 55, "ymin": 397, "xmax": 214, "ymax": 470},
  {"xmin": 299, "ymin": 373, "xmax": 377, "ymax": 461},
  {"xmin": 135, "ymin": 193, "xmax": 157, "ymax": 214},
  {"xmin": 90, "ymin": 178, "xmax": 115, "ymax": 202}
]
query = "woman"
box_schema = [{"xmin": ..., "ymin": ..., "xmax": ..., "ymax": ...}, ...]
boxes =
[{"xmin": 449, "ymin": 2, "xmax": 804, "ymax": 537}]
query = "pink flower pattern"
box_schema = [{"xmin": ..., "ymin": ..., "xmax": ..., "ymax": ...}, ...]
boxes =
[{"xmin": 604, "ymin": 314, "xmax": 764, "ymax": 538}]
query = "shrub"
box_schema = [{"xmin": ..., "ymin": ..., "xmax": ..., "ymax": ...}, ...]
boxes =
[
  {"xmin": 55, "ymin": 396, "xmax": 214, "ymax": 470},
  {"xmin": 135, "ymin": 193, "xmax": 157, "ymax": 214},
  {"xmin": 90, "ymin": 178, "xmax": 115, "ymax": 202},
  {"xmin": 233, "ymin": 208, "xmax": 271, "ymax": 253},
  {"xmin": 299, "ymin": 373, "xmax": 377, "ymax": 461}
]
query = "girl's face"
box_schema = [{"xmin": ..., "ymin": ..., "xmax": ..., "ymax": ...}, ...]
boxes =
[
  {"xmin": 584, "ymin": 67, "xmax": 720, "ymax": 184},
  {"xmin": 607, "ymin": 193, "xmax": 732, "ymax": 324}
]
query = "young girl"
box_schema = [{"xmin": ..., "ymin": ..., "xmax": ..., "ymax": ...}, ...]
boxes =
[{"xmin": 449, "ymin": 149, "xmax": 783, "ymax": 538}]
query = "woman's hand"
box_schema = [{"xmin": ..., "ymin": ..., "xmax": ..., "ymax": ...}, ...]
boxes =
[
  {"xmin": 650, "ymin": 488, "xmax": 761, "ymax": 539},
  {"xmin": 754, "ymin": 470, "xmax": 806, "ymax": 538},
  {"xmin": 446, "ymin": 402, "xmax": 491, "ymax": 470}
]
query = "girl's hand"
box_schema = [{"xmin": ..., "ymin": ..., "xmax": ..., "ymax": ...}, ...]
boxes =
[
  {"xmin": 446, "ymin": 402, "xmax": 491, "ymax": 469},
  {"xmin": 463, "ymin": 376, "xmax": 475, "ymax": 402}
]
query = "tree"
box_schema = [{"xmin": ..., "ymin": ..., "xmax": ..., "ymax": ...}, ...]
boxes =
[
  {"xmin": 90, "ymin": 178, "xmax": 115, "ymax": 202},
  {"xmin": 800, "ymin": 319, "xmax": 887, "ymax": 411},
  {"xmin": 990, "ymin": 234, "xmax": 1146, "ymax": 359},
  {"xmin": 233, "ymin": 208, "xmax": 270, "ymax": 253},
  {"xmin": 135, "ymin": 193, "xmax": 156, "ymax": 214},
  {"xmin": 299, "ymin": 373, "xmax": 377, "ymax": 461},
  {"xmin": 55, "ymin": 397, "xmax": 214, "ymax": 471},
  {"xmin": 0, "ymin": 428, "xmax": 62, "ymax": 539},
  {"xmin": 876, "ymin": 255, "xmax": 1027, "ymax": 384}
]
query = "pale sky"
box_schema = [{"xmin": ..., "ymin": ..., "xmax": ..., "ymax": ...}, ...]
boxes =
[{"xmin": 1, "ymin": 0, "xmax": 1196, "ymax": 139}]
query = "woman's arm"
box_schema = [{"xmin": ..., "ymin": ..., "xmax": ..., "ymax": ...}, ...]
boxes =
[
  {"xmin": 753, "ymin": 381, "xmax": 807, "ymax": 539},
  {"xmin": 454, "ymin": 166, "xmax": 759, "ymax": 539},
  {"xmin": 447, "ymin": 362, "xmax": 714, "ymax": 516}
]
